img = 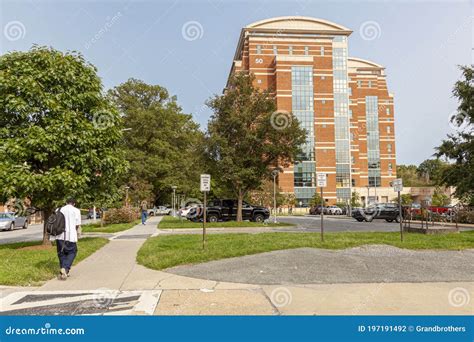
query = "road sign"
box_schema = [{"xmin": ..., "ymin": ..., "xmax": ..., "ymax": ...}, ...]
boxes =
[
  {"xmin": 392, "ymin": 178, "xmax": 403, "ymax": 192},
  {"xmin": 316, "ymin": 173, "xmax": 327, "ymax": 187},
  {"xmin": 200, "ymin": 174, "xmax": 211, "ymax": 192}
]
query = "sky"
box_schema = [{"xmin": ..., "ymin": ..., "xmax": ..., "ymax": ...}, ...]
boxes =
[{"xmin": 1, "ymin": 0, "xmax": 472, "ymax": 165}]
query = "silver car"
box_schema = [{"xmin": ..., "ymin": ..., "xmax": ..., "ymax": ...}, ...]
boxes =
[{"xmin": 0, "ymin": 212, "xmax": 28, "ymax": 231}]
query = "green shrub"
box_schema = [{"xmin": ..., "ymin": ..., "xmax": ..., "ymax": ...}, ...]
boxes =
[
  {"xmin": 103, "ymin": 207, "xmax": 139, "ymax": 224},
  {"xmin": 457, "ymin": 209, "xmax": 474, "ymax": 224}
]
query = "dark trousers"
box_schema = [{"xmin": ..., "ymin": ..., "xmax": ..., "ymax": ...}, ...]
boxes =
[
  {"xmin": 56, "ymin": 240, "xmax": 77, "ymax": 272},
  {"xmin": 141, "ymin": 210, "xmax": 148, "ymax": 224}
]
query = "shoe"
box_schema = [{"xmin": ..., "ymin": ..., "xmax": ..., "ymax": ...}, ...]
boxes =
[{"xmin": 59, "ymin": 268, "xmax": 67, "ymax": 280}]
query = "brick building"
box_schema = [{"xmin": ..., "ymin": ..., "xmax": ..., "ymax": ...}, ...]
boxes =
[{"xmin": 226, "ymin": 16, "xmax": 397, "ymax": 206}]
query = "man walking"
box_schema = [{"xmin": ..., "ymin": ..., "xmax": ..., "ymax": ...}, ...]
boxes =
[
  {"xmin": 140, "ymin": 200, "xmax": 148, "ymax": 225},
  {"xmin": 52, "ymin": 198, "xmax": 81, "ymax": 280}
]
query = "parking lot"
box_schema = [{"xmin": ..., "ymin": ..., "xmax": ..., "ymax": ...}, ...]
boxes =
[{"xmin": 277, "ymin": 215, "xmax": 400, "ymax": 232}]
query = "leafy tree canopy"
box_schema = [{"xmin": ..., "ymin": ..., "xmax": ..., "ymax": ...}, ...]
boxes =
[
  {"xmin": 436, "ymin": 65, "xmax": 474, "ymax": 204},
  {"xmin": 0, "ymin": 46, "xmax": 128, "ymax": 242},
  {"xmin": 205, "ymin": 72, "xmax": 306, "ymax": 220},
  {"xmin": 109, "ymin": 79, "xmax": 204, "ymax": 205}
]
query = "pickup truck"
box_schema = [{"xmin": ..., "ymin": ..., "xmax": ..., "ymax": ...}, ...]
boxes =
[{"xmin": 187, "ymin": 199, "xmax": 270, "ymax": 223}]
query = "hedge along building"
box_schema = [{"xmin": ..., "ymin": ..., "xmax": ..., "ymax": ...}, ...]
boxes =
[{"xmin": 226, "ymin": 16, "xmax": 397, "ymax": 206}]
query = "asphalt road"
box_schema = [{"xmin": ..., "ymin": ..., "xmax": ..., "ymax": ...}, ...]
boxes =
[
  {"xmin": 277, "ymin": 215, "xmax": 400, "ymax": 232},
  {"xmin": 167, "ymin": 245, "xmax": 474, "ymax": 284},
  {"xmin": 0, "ymin": 219, "xmax": 94, "ymax": 245}
]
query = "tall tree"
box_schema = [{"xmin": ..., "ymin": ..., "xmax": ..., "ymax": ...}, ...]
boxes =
[
  {"xmin": 436, "ymin": 65, "xmax": 474, "ymax": 203},
  {"xmin": 205, "ymin": 72, "xmax": 306, "ymax": 221},
  {"xmin": 0, "ymin": 46, "xmax": 128, "ymax": 243},
  {"xmin": 109, "ymin": 79, "xmax": 203, "ymax": 205},
  {"xmin": 417, "ymin": 158, "xmax": 448, "ymax": 185}
]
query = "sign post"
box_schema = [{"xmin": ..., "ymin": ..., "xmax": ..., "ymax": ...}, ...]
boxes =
[
  {"xmin": 200, "ymin": 174, "xmax": 211, "ymax": 248},
  {"xmin": 392, "ymin": 178, "xmax": 403, "ymax": 242},
  {"xmin": 316, "ymin": 173, "xmax": 327, "ymax": 242}
]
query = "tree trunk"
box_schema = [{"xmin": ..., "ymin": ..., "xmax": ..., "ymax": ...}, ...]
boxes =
[
  {"xmin": 237, "ymin": 189, "xmax": 244, "ymax": 222},
  {"xmin": 42, "ymin": 207, "xmax": 54, "ymax": 245}
]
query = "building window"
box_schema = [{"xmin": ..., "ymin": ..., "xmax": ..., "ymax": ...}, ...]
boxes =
[
  {"xmin": 348, "ymin": 86, "xmax": 352, "ymax": 95},
  {"xmin": 352, "ymin": 179, "xmax": 356, "ymax": 186},
  {"xmin": 304, "ymin": 46, "xmax": 309, "ymax": 55},
  {"xmin": 291, "ymin": 65, "xmax": 315, "ymax": 162},
  {"xmin": 366, "ymin": 95, "xmax": 381, "ymax": 188},
  {"xmin": 273, "ymin": 45, "xmax": 277, "ymax": 55},
  {"xmin": 387, "ymin": 126, "xmax": 391, "ymax": 134},
  {"xmin": 386, "ymin": 107, "xmax": 390, "ymax": 115},
  {"xmin": 322, "ymin": 99, "xmax": 326, "ymax": 104},
  {"xmin": 387, "ymin": 143, "xmax": 392, "ymax": 152},
  {"xmin": 320, "ymin": 46, "xmax": 325, "ymax": 56},
  {"xmin": 321, "ymin": 76, "xmax": 325, "ymax": 80},
  {"xmin": 351, "ymin": 155, "xmax": 355, "ymax": 164},
  {"xmin": 368, "ymin": 80, "xmax": 372, "ymax": 88},
  {"xmin": 349, "ymin": 109, "xmax": 353, "ymax": 118},
  {"xmin": 256, "ymin": 45, "xmax": 262, "ymax": 54},
  {"xmin": 357, "ymin": 80, "xmax": 362, "ymax": 88},
  {"xmin": 289, "ymin": 46, "xmax": 293, "ymax": 55},
  {"xmin": 350, "ymin": 132, "xmax": 354, "ymax": 141},
  {"xmin": 388, "ymin": 162, "xmax": 393, "ymax": 170}
]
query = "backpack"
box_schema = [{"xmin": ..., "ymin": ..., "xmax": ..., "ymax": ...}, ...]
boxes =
[{"xmin": 46, "ymin": 208, "xmax": 66, "ymax": 236}]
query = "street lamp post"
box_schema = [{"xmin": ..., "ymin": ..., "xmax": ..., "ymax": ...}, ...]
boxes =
[
  {"xmin": 171, "ymin": 186, "xmax": 177, "ymax": 217},
  {"xmin": 366, "ymin": 185, "xmax": 370, "ymax": 207},
  {"xmin": 271, "ymin": 167, "xmax": 283, "ymax": 224}
]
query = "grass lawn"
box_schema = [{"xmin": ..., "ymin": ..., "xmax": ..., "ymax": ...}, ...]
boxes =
[
  {"xmin": 82, "ymin": 220, "xmax": 140, "ymax": 233},
  {"xmin": 158, "ymin": 216, "xmax": 294, "ymax": 229},
  {"xmin": 137, "ymin": 231, "xmax": 474, "ymax": 270},
  {"xmin": 0, "ymin": 238, "xmax": 109, "ymax": 286}
]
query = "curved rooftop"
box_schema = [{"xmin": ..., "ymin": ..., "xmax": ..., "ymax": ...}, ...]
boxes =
[
  {"xmin": 348, "ymin": 57, "xmax": 385, "ymax": 69},
  {"xmin": 245, "ymin": 16, "xmax": 352, "ymax": 32}
]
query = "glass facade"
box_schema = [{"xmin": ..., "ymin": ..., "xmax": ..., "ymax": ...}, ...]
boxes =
[
  {"xmin": 332, "ymin": 45, "xmax": 351, "ymax": 203},
  {"xmin": 292, "ymin": 66, "xmax": 316, "ymax": 205},
  {"xmin": 366, "ymin": 96, "xmax": 381, "ymax": 187}
]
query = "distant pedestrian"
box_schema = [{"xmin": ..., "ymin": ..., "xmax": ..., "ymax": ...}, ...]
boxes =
[
  {"xmin": 141, "ymin": 200, "xmax": 148, "ymax": 225},
  {"xmin": 50, "ymin": 198, "xmax": 81, "ymax": 280}
]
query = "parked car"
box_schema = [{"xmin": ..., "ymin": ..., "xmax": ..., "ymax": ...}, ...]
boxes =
[
  {"xmin": 326, "ymin": 205, "xmax": 343, "ymax": 215},
  {"xmin": 86, "ymin": 209, "xmax": 101, "ymax": 219},
  {"xmin": 309, "ymin": 205, "xmax": 328, "ymax": 215},
  {"xmin": 148, "ymin": 206, "xmax": 172, "ymax": 216},
  {"xmin": 187, "ymin": 199, "xmax": 270, "ymax": 222},
  {"xmin": 352, "ymin": 203, "xmax": 402, "ymax": 223},
  {"xmin": 428, "ymin": 206, "xmax": 453, "ymax": 214},
  {"xmin": 179, "ymin": 205, "xmax": 199, "ymax": 217},
  {"xmin": 0, "ymin": 212, "xmax": 28, "ymax": 231}
]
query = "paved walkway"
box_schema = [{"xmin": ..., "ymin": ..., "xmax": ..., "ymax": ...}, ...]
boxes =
[
  {"xmin": 1, "ymin": 218, "xmax": 473, "ymax": 315},
  {"xmin": 165, "ymin": 245, "xmax": 474, "ymax": 284}
]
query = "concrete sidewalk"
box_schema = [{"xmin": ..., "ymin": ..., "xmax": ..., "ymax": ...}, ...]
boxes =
[{"xmin": 41, "ymin": 216, "xmax": 161, "ymax": 291}]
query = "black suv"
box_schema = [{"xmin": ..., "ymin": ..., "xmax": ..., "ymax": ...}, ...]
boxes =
[
  {"xmin": 187, "ymin": 199, "xmax": 270, "ymax": 223},
  {"xmin": 352, "ymin": 203, "xmax": 402, "ymax": 223}
]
